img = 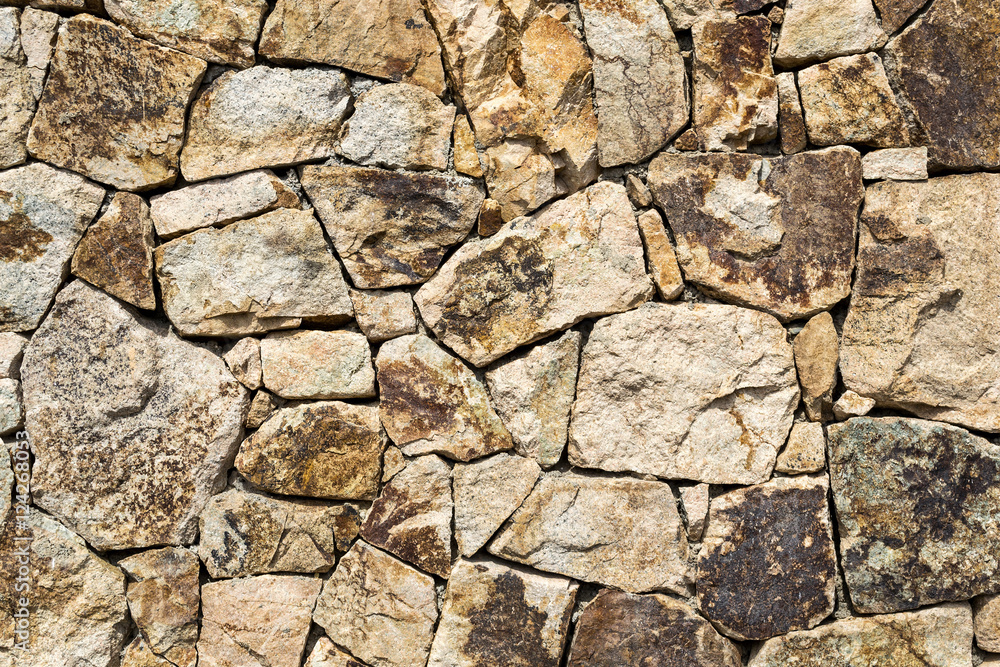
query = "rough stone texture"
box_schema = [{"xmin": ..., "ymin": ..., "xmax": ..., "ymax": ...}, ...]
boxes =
[
  {"xmin": 749, "ymin": 602, "xmax": 974, "ymax": 667},
  {"xmin": 829, "ymin": 417, "xmax": 1000, "ymax": 613},
  {"xmin": 427, "ymin": 558, "xmax": 578, "ymax": 667},
  {"xmin": 236, "ymin": 401, "xmax": 385, "ymax": 500},
  {"xmin": 19, "ymin": 8, "xmax": 59, "ymax": 102},
  {"xmin": 626, "ymin": 174, "xmax": 652, "ymax": 208},
  {"xmin": 874, "ymin": 0, "xmax": 927, "ymax": 34},
  {"xmin": 0, "ymin": 7, "xmax": 33, "ymax": 170},
  {"xmin": 376, "ymin": 334, "xmax": 511, "ymax": 461},
  {"xmin": 304, "ymin": 638, "xmax": 367, "ymax": 667},
  {"xmin": 150, "ymin": 170, "xmax": 300, "ymax": 239},
  {"xmin": 180, "ymin": 66, "xmax": 351, "ymax": 182},
  {"xmin": 198, "ymin": 575, "xmax": 321, "ymax": 667},
  {"xmin": 301, "ymin": 164, "xmax": 483, "ymax": 289},
  {"xmin": 648, "ymin": 147, "xmax": 863, "ymax": 321},
  {"xmin": 349, "ymin": 289, "xmax": 417, "ymax": 343},
  {"xmin": 774, "ymin": 0, "xmax": 886, "ymax": 67},
  {"xmin": 314, "ymin": 541, "xmax": 439, "ymax": 667},
  {"xmin": 637, "ymin": 209, "xmax": 685, "ymax": 301},
  {"xmin": 259, "ymin": 0, "xmax": 446, "ymax": 96},
  {"xmin": 490, "ymin": 472, "xmax": 691, "ymax": 594},
  {"xmin": 155, "ymin": 208, "xmax": 354, "ymax": 337},
  {"xmin": 840, "ymin": 174, "xmax": 1000, "ymax": 432},
  {"xmin": 570, "ymin": 303, "xmax": 799, "ymax": 484},
  {"xmin": 777, "ymin": 72, "xmax": 807, "ymax": 155},
  {"xmin": 862, "ymin": 146, "xmax": 928, "ymax": 181},
  {"xmin": 882, "ymin": 0, "xmax": 1000, "ymax": 170},
  {"xmin": 0, "ymin": 161, "xmax": 104, "ymax": 332},
  {"xmin": 223, "ymin": 338, "xmax": 261, "ymax": 390},
  {"xmin": 416, "ymin": 181, "xmax": 653, "ymax": 366},
  {"xmin": 974, "ymin": 594, "xmax": 1000, "ymax": 652},
  {"xmin": 578, "ymin": 0, "xmax": 688, "ymax": 166},
  {"xmin": 681, "ymin": 483, "xmax": 710, "ymax": 542},
  {"xmin": 453, "ymin": 452, "xmax": 541, "ymax": 557},
  {"xmin": 477, "ymin": 198, "xmax": 504, "ymax": 237},
  {"xmin": 775, "ymin": 421, "xmax": 826, "ymax": 473},
  {"xmin": 260, "ymin": 330, "xmax": 374, "ymax": 400},
  {"xmin": 382, "ymin": 446, "xmax": 406, "ymax": 482},
  {"xmin": 660, "ymin": 0, "xmax": 732, "ymax": 30},
  {"xmin": 71, "ymin": 192, "xmax": 156, "ymax": 310},
  {"xmin": 245, "ymin": 389, "xmax": 280, "ymax": 429},
  {"xmin": 339, "ymin": 84, "xmax": 456, "ymax": 171},
  {"xmin": 832, "ymin": 390, "xmax": 875, "ymax": 419},
  {"xmin": 794, "ymin": 311, "xmax": 839, "ymax": 422},
  {"xmin": 121, "ymin": 637, "xmax": 175, "ymax": 667},
  {"xmin": 0, "ymin": 378, "xmax": 22, "ymax": 435},
  {"xmin": 700, "ymin": 476, "xmax": 836, "ymax": 641},
  {"xmin": 567, "ymin": 590, "xmax": 742, "ymax": 667},
  {"xmin": 22, "ymin": 281, "xmax": 248, "ymax": 549},
  {"xmin": 0, "ymin": 332, "xmax": 26, "ymax": 379},
  {"xmin": 361, "ymin": 454, "xmax": 453, "ymax": 578},
  {"xmin": 453, "ymin": 114, "xmax": 483, "ymax": 178},
  {"xmin": 0, "ymin": 447, "xmax": 9, "ymax": 520}
]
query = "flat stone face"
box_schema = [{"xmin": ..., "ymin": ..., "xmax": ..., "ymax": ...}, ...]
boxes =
[
  {"xmin": 349, "ymin": 289, "xmax": 417, "ymax": 343},
  {"xmin": 0, "ymin": 8, "xmax": 33, "ymax": 170},
  {"xmin": 27, "ymin": 15, "xmax": 206, "ymax": 191},
  {"xmin": 777, "ymin": 72, "xmax": 807, "ymax": 155},
  {"xmin": 861, "ymin": 146, "xmax": 928, "ymax": 181},
  {"xmin": 0, "ymin": 332, "xmax": 27, "ymax": 379},
  {"xmin": 453, "ymin": 114, "xmax": 483, "ymax": 178},
  {"xmin": 0, "ymin": 162, "xmax": 104, "ymax": 332},
  {"xmin": 828, "ymin": 417, "xmax": 1000, "ymax": 614},
  {"xmin": 637, "ymin": 209, "xmax": 685, "ymax": 301},
  {"xmin": 305, "ymin": 638, "xmax": 367, "ymax": 667},
  {"xmin": 236, "ymin": 401, "xmax": 385, "ymax": 500},
  {"xmin": 260, "ymin": 0, "xmax": 446, "ymax": 96},
  {"xmin": 301, "ymin": 165, "xmax": 483, "ymax": 289},
  {"xmin": 775, "ymin": 421, "xmax": 826, "ymax": 473},
  {"xmin": 314, "ymin": 541, "xmax": 439, "ymax": 667},
  {"xmin": 774, "ymin": 0, "xmax": 885, "ymax": 66},
  {"xmin": 22, "ymin": 282, "xmax": 248, "ymax": 550},
  {"xmin": 180, "ymin": 66, "xmax": 351, "ymax": 182},
  {"xmin": 428, "ymin": 559, "xmax": 578, "ymax": 667},
  {"xmin": 974, "ymin": 594, "xmax": 1000, "ymax": 652},
  {"xmin": 873, "ymin": 0, "xmax": 926, "ymax": 34},
  {"xmin": 794, "ymin": 311, "xmax": 838, "ymax": 422},
  {"xmin": 155, "ymin": 208, "xmax": 354, "ymax": 337},
  {"xmin": 883, "ymin": 0, "xmax": 1000, "ymax": 170},
  {"xmin": 415, "ymin": 181, "xmax": 653, "ymax": 367},
  {"xmin": 489, "ymin": 473, "xmax": 691, "ymax": 594},
  {"xmin": 567, "ymin": 590, "xmax": 742, "ymax": 667},
  {"xmin": 260, "ymin": 330, "xmax": 374, "ymax": 400},
  {"xmin": 19, "ymin": 8, "xmax": 60, "ymax": 102},
  {"xmin": 569, "ymin": 303, "xmax": 799, "ymax": 484},
  {"xmin": 223, "ymin": 337, "xmax": 261, "ymax": 390},
  {"xmin": 749, "ymin": 602, "xmax": 974, "ymax": 667},
  {"xmin": 0, "ymin": 378, "xmax": 21, "ymax": 435},
  {"xmin": 840, "ymin": 175, "xmax": 1000, "ymax": 431},
  {"xmin": 648, "ymin": 147, "xmax": 863, "ymax": 321}
]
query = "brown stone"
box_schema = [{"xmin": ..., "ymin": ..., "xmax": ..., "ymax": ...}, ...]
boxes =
[
  {"xmin": 477, "ymin": 198, "xmax": 504, "ymax": 237},
  {"xmin": 874, "ymin": 0, "xmax": 926, "ymax": 34},
  {"xmin": 674, "ymin": 128, "xmax": 701, "ymax": 151},
  {"xmin": 349, "ymin": 289, "xmax": 417, "ymax": 343},
  {"xmin": 775, "ymin": 421, "xmax": 826, "ymax": 474},
  {"xmin": 245, "ymin": 389, "xmax": 281, "ymax": 429},
  {"xmin": 776, "ymin": 72, "xmax": 807, "ymax": 155},
  {"xmin": 974, "ymin": 594, "xmax": 1000, "ymax": 652},
  {"xmin": 625, "ymin": 174, "xmax": 652, "ymax": 208},
  {"xmin": 637, "ymin": 209, "xmax": 684, "ymax": 301},
  {"xmin": 453, "ymin": 114, "xmax": 483, "ymax": 178},
  {"xmin": 793, "ymin": 311, "xmax": 839, "ymax": 421}
]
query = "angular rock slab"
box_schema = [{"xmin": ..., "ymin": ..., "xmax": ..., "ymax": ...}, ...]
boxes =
[
  {"xmin": 974, "ymin": 594, "xmax": 1000, "ymax": 652},
  {"xmin": 0, "ymin": 7, "xmax": 33, "ymax": 170},
  {"xmin": 27, "ymin": 15, "xmax": 206, "ymax": 191},
  {"xmin": 223, "ymin": 337, "xmax": 262, "ymax": 390},
  {"xmin": 648, "ymin": 147, "xmax": 863, "ymax": 321},
  {"xmin": 777, "ymin": 72, "xmax": 807, "ymax": 155},
  {"xmin": 416, "ymin": 181, "xmax": 653, "ymax": 367},
  {"xmin": 775, "ymin": 421, "xmax": 826, "ymax": 474},
  {"xmin": 349, "ymin": 289, "xmax": 417, "ymax": 343},
  {"xmin": 19, "ymin": 7, "xmax": 60, "ymax": 103},
  {"xmin": 567, "ymin": 590, "xmax": 741, "ymax": 667},
  {"xmin": 774, "ymin": 0, "xmax": 885, "ymax": 66},
  {"xmin": 428, "ymin": 558, "xmax": 578, "ymax": 667},
  {"xmin": 490, "ymin": 473, "xmax": 691, "ymax": 594},
  {"xmin": 861, "ymin": 146, "xmax": 928, "ymax": 181},
  {"xmin": 260, "ymin": 330, "xmax": 375, "ymax": 400},
  {"xmin": 305, "ymin": 638, "xmax": 368, "ymax": 667},
  {"xmin": 698, "ymin": 475, "xmax": 836, "ymax": 640},
  {"xmin": 637, "ymin": 209, "xmax": 685, "ymax": 301},
  {"xmin": 121, "ymin": 637, "xmax": 175, "ymax": 667},
  {"xmin": 569, "ymin": 303, "xmax": 799, "ymax": 485},
  {"xmin": 22, "ymin": 282, "xmax": 248, "ymax": 549},
  {"xmin": 0, "ymin": 161, "xmax": 103, "ymax": 332},
  {"xmin": 0, "ymin": 332, "xmax": 27, "ymax": 379},
  {"xmin": 841, "ymin": 174, "xmax": 1000, "ymax": 431},
  {"xmin": 794, "ymin": 311, "xmax": 838, "ymax": 422},
  {"xmin": 828, "ymin": 417, "xmax": 1000, "ymax": 614},
  {"xmin": 0, "ymin": 378, "xmax": 21, "ymax": 435}
]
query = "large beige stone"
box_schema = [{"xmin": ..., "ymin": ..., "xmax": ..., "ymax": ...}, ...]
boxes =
[
  {"xmin": 794, "ymin": 311, "xmax": 838, "ymax": 422},
  {"xmin": 260, "ymin": 330, "xmax": 374, "ymax": 400},
  {"xmin": 0, "ymin": 8, "xmax": 33, "ymax": 170},
  {"xmin": 774, "ymin": 0, "xmax": 886, "ymax": 66}
]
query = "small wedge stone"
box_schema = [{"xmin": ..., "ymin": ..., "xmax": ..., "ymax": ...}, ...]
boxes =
[
  {"xmin": 775, "ymin": 422, "xmax": 826, "ymax": 474},
  {"xmin": 637, "ymin": 209, "xmax": 684, "ymax": 300},
  {"xmin": 793, "ymin": 311, "xmax": 839, "ymax": 422},
  {"xmin": 349, "ymin": 290, "xmax": 417, "ymax": 343}
]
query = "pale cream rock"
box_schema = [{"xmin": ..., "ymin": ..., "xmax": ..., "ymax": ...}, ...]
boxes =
[
  {"xmin": 304, "ymin": 638, "xmax": 365, "ymax": 667},
  {"xmin": 382, "ymin": 445, "xmax": 406, "ymax": 482},
  {"xmin": 774, "ymin": 0, "xmax": 887, "ymax": 66},
  {"xmin": 453, "ymin": 114, "xmax": 483, "ymax": 177},
  {"xmin": 833, "ymin": 390, "xmax": 876, "ymax": 419},
  {"xmin": 349, "ymin": 289, "xmax": 417, "ymax": 342},
  {"xmin": 637, "ymin": 209, "xmax": 685, "ymax": 301},
  {"xmin": 681, "ymin": 483, "xmax": 710, "ymax": 541},
  {"xmin": 0, "ymin": 443, "xmax": 11, "ymax": 520},
  {"xmin": 260, "ymin": 330, "xmax": 374, "ymax": 400},
  {"xmin": 660, "ymin": 0, "xmax": 732, "ymax": 29},
  {"xmin": 775, "ymin": 422, "xmax": 826, "ymax": 473},
  {"xmin": 793, "ymin": 311, "xmax": 839, "ymax": 422},
  {"xmin": 0, "ymin": 332, "xmax": 27, "ymax": 379},
  {"xmin": 121, "ymin": 637, "xmax": 175, "ymax": 667},
  {"xmin": 777, "ymin": 72, "xmax": 807, "ymax": 154},
  {"xmin": 0, "ymin": 7, "xmax": 33, "ymax": 169},
  {"xmin": 482, "ymin": 139, "xmax": 563, "ymax": 222},
  {"xmin": 245, "ymin": 389, "xmax": 281, "ymax": 429},
  {"xmin": 973, "ymin": 594, "xmax": 1000, "ymax": 652},
  {"xmin": 224, "ymin": 338, "xmax": 262, "ymax": 390},
  {"xmin": 453, "ymin": 452, "xmax": 541, "ymax": 556},
  {"xmin": 626, "ymin": 173, "xmax": 653, "ymax": 208},
  {"xmin": 0, "ymin": 378, "xmax": 22, "ymax": 435},
  {"xmin": 862, "ymin": 146, "xmax": 929, "ymax": 181},
  {"xmin": 19, "ymin": 8, "xmax": 59, "ymax": 101}
]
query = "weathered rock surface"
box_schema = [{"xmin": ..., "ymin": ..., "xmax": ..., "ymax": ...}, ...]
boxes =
[
  {"xmin": 570, "ymin": 303, "xmax": 799, "ymax": 484},
  {"xmin": 19, "ymin": 8, "xmax": 59, "ymax": 102},
  {"xmin": 155, "ymin": 207, "xmax": 354, "ymax": 337},
  {"xmin": 648, "ymin": 147, "xmax": 863, "ymax": 321},
  {"xmin": 490, "ymin": 472, "xmax": 691, "ymax": 594},
  {"xmin": 245, "ymin": 389, "xmax": 281, "ymax": 429},
  {"xmin": 660, "ymin": 0, "xmax": 732, "ymax": 30},
  {"xmin": 774, "ymin": 0, "xmax": 886, "ymax": 66},
  {"xmin": 477, "ymin": 197, "xmax": 504, "ymax": 237},
  {"xmin": 777, "ymin": 72, "xmax": 807, "ymax": 155},
  {"xmin": 0, "ymin": 379, "xmax": 21, "ymax": 435},
  {"xmin": 260, "ymin": 330, "xmax": 374, "ymax": 400},
  {"xmin": 681, "ymin": 483, "xmax": 710, "ymax": 541},
  {"xmin": 626, "ymin": 174, "xmax": 653, "ymax": 208},
  {"xmin": 223, "ymin": 337, "xmax": 261, "ymax": 390},
  {"xmin": 305, "ymin": 638, "xmax": 368, "ymax": 667},
  {"xmin": 349, "ymin": 289, "xmax": 417, "ymax": 343},
  {"xmin": 832, "ymin": 390, "xmax": 875, "ymax": 419},
  {"xmin": 382, "ymin": 445, "xmax": 406, "ymax": 482},
  {"xmin": 376, "ymin": 334, "xmax": 511, "ymax": 461},
  {"xmin": 861, "ymin": 146, "xmax": 928, "ymax": 181},
  {"xmin": 0, "ymin": 332, "xmax": 26, "ymax": 379},
  {"xmin": 428, "ymin": 558, "xmax": 578, "ymax": 667},
  {"xmin": 775, "ymin": 421, "xmax": 826, "ymax": 473},
  {"xmin": 794, "ymin": 311, "xmax": 839, "ymax": 422},
  {"xmin": 0, "ymin": 8, "xmax": 33, "ymax": 170},
  {"xmin": 873, "ymin": 0, "xmax": 926, "ymax": 34},
  {"xmin": 121, "ymin": 637, "xmax": 175, "ymax": 667},
  {"xmin": 0, "ymin": 161, "xmax": 104, "ymax": 332},
  {"xmin": 453, "ymin": 114, "xmax": 483, "ymax": 178},
  {"xmin": 180, "ymin": 66, "xmax": 351, "ymax": 182},
  {"xmin": 22, "ymin": 281, "xmax": 248, "ymax": 549},
  {"xmin": 301, "ymin": 164, "xmax": 483, "ymax": 288},
  {"xmin": 974, "ymin": 594, "xmax": 1000, "ymax": 652},
  {"xmin": 637, "ymin": 209, "xmax": 685, "ymax": 301},
  {"xmin": 314, "ymin": 541, "xmax": 438, "ymax": 667},
  {"xmin": 236, "ymin": 401, "xmax": 385, "ymax": 500}
]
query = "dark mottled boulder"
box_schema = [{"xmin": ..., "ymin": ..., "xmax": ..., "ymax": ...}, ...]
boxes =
[{"xmin": 873, "ymin": 0, "xmax": 926, "ymax": 34}]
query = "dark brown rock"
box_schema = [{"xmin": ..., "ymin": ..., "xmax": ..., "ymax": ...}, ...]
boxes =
[
  {"xmin": 776, "ymin": 72, "xmax": 807, "ymax": 155},
  {"xmin": 874, "ymin": 0, "xmax": 927, "ymax": 34},
  {"xmin": 477, "ymin": 198, "xmax": 504, "ymax": 238}
]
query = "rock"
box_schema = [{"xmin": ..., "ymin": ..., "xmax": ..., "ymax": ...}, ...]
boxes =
[
  {"xmin": 71, "ymin": 192, "xmax": 156, "ymax": 310},
  {"xmin": 482, "ymin": 140, "xmax": 563, "ymax": 222},
  {"xmin": 974, "ymin": 594, "xmax": 1000, "ymax": 652},
  {"xmin": 349, "ymin": 290, "xmax": 417, "ymax": 343},
  {"xmin": 305, "ymin": 638, "xmax": 367, "ymax": 667},
  {"xmin": 453, "ymin": 452, "xmax": 541, "ymax": 557},
  {"xmin": 245, "ymin": 390, "xmax": 280, "ymax": 429},
  {"xmin": 873, "ymin": 0, "xmax": 926, "ymax": 34},
  {"xmin": 477, "ymin": 198, "xmax": 504, "ymax": 237},
  {"xmin": 259, "ymin": 0, "xmax": 446, "ymax": 96},
  {"xmin": 236, "ymin": 401, "xmax": 385, "ymax": 500},
  {"xmin": 698, "ymin": 475, "xmax": 836, "ymax": 641},
  {"xmin": 314, "ymin": 541, "xmax": 439, "ymax": 667},
  {"xmin": 375, "ymin": 334, "xmax": 511, "ymax": 461},
  {"xmin": 647, "ymin": 147, "xmax": 864, "ymax": 321},
  {"xmin": 861, "ymin": 146, "xmax": 928, "ymax": 181},
  {"xmin": 19, "ymin": 7, "xmax": 59, "ymax": 101},
  {"xmin": 840, "ymin": 174, "xmax": 1000, "ymax": 431},
  {"xmin": 578, "ymin": 0, "xmax": 688, "ymax": 166},
  {"xmin": 382, "ymin": 446, "xmax": 406, "ymax": 482},
  {"xmin": 0, "ymin": 332, "xmax": 26, "ymax": 378},
  {"xmin": 0, "ymin": 447, "xmax": 10, "ymax": 518},
  {"xmin": 0, "ymin": 161, "xmax": 104, "ymax": 332},
  {"xmin": 121, "ymin": 637, "xmax": 175, "ymax": 667},
  {"xmin": 118, "ymin": 548, "xmax": 199, "ymax": 667},
  {"xmin": 774, "ymin": 0, "xmax": 886, "ymax": 66},
  {"xmin": 223, "ymin": 338, "xmax": 262, "ymax": 390},
  {"xmin": 198, "ymin": 575, "xmax": 321, "ymax": 667},
  {"xmin": 775, "ymin": 422, "xmax": 826, "ymax": 474},
  {"xmin": 882, "ymin": 0, "xmax": 1000, "ymax": 170},
  {"xmin": 260, "ymin": 330, "xmax": 374, "ymax": 400},
  {"xmin": 453, "ymin": 114, "xmax": 483, "ymax": 178},
  {"xmin": 829, "ymin": 417, "xmax": 1000, "ymax": 613},
  {"xmin": 625, "ymin": 174, "xmax": 652, "ymax": 208},
  {"xmin": 149, "ymin": 170, "xmax": 300, "ymax": 239},
  {"xmin": 0, "ymin": 379, "xmax": 22, "ymax": 435},
  {"xmin": 427, "ymin": 558, "xmax": 578, "ymax": 667},
  {"xmin": 361, "ymin": 455, "xmax": 453, "ymax": 578},
  {"xmin": 180, "ymin": 66, "xmax": 351, "ymax": 182},
  {"xmin": 777, "ymin": 72, "xmax": 807, "ymax": 155},
  {"xmin": 637, "ymin": 209, "xmax": 685, "ymax": 301},
  {"xmin": 767, "ymin": 6, "xmax": 784, "ymax": 23},
  {"xmin": 0, "ymin": 8, "xmax": 33, "ymax": 170},
  {"xmin": 338, "ymin": 83, "xmax": 455, "ymax": 171},
  {"xmin": 569, "ymin": 303, "xmax": 799, "ymax": 484},
  {"xmin": 415, "ymin": 181, "xmax": 653, "ymax": 366},
  {"xmin": 155, "ymin": 207, "xmax": 354, "ymax": 337},
  {"xmin": 794, "ymin": 311, "xmax": 839, "ymax": 422},
  {"xmin": 566, "ymin": 590, "xmax": 742, "ymax": 667},
  {"xmin": 674, "ymin": 128, "xmax": 700, "ymax": 150},
  {"xmin": 832, "ymin": 390, "xmax": 875, "ymax": 419},
  {"xmin": 660, "ymin": 0, "xmax": 732, "ymax": 30},
  {"xmin": 22, "ymin": 281, "xmax": 248, "ymax": 549},
  {"xmin": 301, "ymin": 165, "xmax": 483, "ymax": 288},
  {"xmin": 681, "ymin": 483, "xmax": 710, "ymax": 541},
  {"xmin": 490, "ymin": 472, "xmax": 691, "ymax": 594},
  {"xmin": 693, "ymin": 17, "xmax": 777, "ymax": 152}
]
